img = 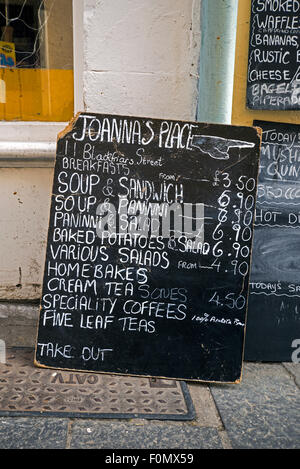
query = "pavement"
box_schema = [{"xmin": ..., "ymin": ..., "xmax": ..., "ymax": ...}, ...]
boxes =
[
  {"xmin": 0, "ymin": 304, "xmax": 299, "ymax": 451},
  {"xmin": 0, "ymin": 361, "xmax": 299, "ymax": 450}
]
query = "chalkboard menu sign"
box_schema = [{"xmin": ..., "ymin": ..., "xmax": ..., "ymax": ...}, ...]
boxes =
[
  {"xmin": 247, "ymin": 0, "xmax": 300, "ymax": 110},
  {"xmin": 35, "ymin": 113, "xmax": 261, "ymax": 383},
  {"xmin": 245, "ymin": 120, "xmax": 300, "ymax": 361}
]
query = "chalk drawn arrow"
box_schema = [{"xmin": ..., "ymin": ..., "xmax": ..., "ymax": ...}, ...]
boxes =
[{"xmin": 191, "ymin": 135, "xmax": 255, "ymax": 160}]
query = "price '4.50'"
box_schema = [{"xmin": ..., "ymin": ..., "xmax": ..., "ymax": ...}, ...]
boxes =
[{"xmin": 209, "ymin": 291, "xmax": 246, "ymax": 310}]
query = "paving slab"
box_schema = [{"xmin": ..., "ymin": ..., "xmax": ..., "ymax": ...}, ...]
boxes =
[
  {"xmin": 283, "ymin": 363, "xmax": 300, "ymax": 388},
  {"xmin": 0, "ymin": 417, "xmax": 69, "ymax": 449},
  {"xmin": 187, "ymin": 383, "xmax": 221, "ymax": 428},
  {"xmin": 210, "ymin": 363, "xmax": 300, "ymax": 449},
  {"xmin": 69, "ymin": 420, "xmax": 223, "ymax": 449}
]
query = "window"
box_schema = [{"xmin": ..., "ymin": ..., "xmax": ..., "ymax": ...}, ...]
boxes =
[{"xmin": 0, "ymin": 0, "xmax": 74, "ymax": 121}]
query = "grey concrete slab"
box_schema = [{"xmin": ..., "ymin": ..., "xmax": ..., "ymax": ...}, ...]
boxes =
[
  {"xmin": 187, "ymin": 383, "xmax": 222, "ymax": 428},
  {"xmin": 0, "ymin": 303, "xmax": 39, "ymax": 348},
  {"xmin": 0, "ymin": 303, "xmax": 39, "ymax": 321},
  {"xmin": 0, "ymin": 322, "xmax": 37, "ymax": 348},
  {"xmin": 69, "ymin": 421, "xmax": 223, "ymax": 449},
  {"xmin": 0, "ymin": 417, "xmax": 69, "ymax": 449},
  {"xmin": 210, "ymin": 363, "xmax": 300, "ymax": 449},
  {"xmin": 283, "ymin": 363, "xmax": 300, "ymax": 388}
]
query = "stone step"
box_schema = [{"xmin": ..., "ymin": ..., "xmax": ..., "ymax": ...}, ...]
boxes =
[{"xmin": 0, "ymin": 302, "xmax": 39, "ymax": 348}]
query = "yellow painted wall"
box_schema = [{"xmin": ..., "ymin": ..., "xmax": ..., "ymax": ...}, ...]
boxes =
[
  {"xmin": 0, "ymin": 0, "xmax": 73, "ymax": 122},
  {"xmin": 232, "ymin": 0, "xmax": 300, "ymax": 126},
  {"xmin": 0, "ymin": 69, "xmax": 74, "ymax": 121}
]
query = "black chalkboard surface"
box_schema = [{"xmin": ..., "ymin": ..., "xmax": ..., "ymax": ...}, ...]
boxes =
[
  {"xmin": 247, "ymin": 0, "xmax": 300, "ymax": 110},
  {"xmin": 35, "ymin": 113, "xmax": 261, "ymax": 383},
  {"xmin": 245, "ymin": 120, "xmax": 300, "ymax": 362}
]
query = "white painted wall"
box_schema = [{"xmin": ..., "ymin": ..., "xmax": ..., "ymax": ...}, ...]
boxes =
[
  {"xmin": 0, "ymin": 168, "xmax": 53, "ymax": 300},
  {"xmin": 83, "ymin": 0, "xmax": 201, "ymax": 120},
  {"xmin": 0, "ymin": 0, "xmax": 201, "ymax": 301}
]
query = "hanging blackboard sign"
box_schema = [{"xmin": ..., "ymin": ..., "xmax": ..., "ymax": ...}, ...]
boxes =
[
  {"xmin": 245, "ymin": 120, "xmax": 300, "ymax": 361},
  {"xmin": 34, "ymin": 112, "xmax": 261, "ymax": 383},
  {"xmin": 247, "ymin": 0, "xmax": 300, "ymax": 110}
]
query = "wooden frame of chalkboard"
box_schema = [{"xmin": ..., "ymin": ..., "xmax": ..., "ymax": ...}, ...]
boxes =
[
  {"xmin": 245, "ymin": 119, "xmax": 300, "ymax": 361},
  {"xmin": 34, "ymin": 112, "xmax": 261, "ymax": 383},
  {"xmin": 247, "ymin": 0, "xmax": 300, "ymax": 110}
]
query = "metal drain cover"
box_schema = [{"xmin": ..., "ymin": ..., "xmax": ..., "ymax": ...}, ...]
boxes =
[{"xmin": 0, "ymin": 348, "xmax": 195, "ymax": 420}]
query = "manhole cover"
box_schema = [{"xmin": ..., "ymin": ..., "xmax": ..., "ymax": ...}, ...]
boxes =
[{"xmin": 0, "ymin": 348, "xmax": 195, "ymax": 420}]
